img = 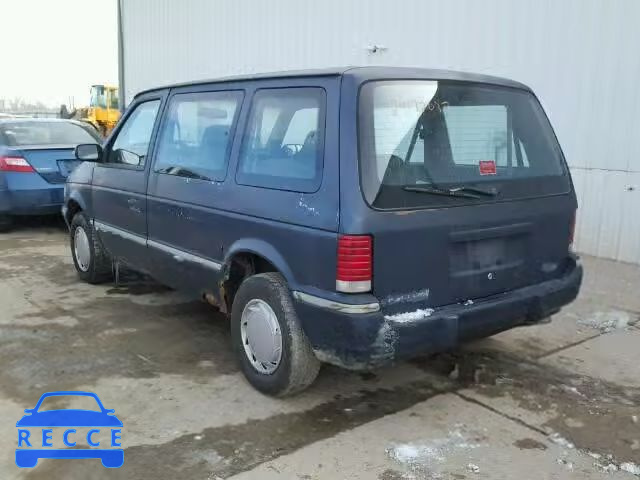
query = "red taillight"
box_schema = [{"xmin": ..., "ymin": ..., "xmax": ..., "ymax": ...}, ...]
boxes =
[
  {"xmin": 569, "ymin": 211, "xmax": 577, "ymax": 246},
  {"xmin": 0, "ymin": 156, "xmax": 35, "ymax": 173},
  {"xmin": 336, "ymin": 234, "xmax": 372, "ymax": 293}
]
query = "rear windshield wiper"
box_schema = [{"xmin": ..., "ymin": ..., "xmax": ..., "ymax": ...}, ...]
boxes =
[{"xmin": 402, "ymin": 185, "xmax": 482, "ymax": 199}]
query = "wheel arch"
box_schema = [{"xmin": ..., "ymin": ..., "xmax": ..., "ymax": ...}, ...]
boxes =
[
  {"xmin": 220, "ymin": 239, "xmax": 298, "ymax": 313},
  {"xmin": 64, "ymin": 192, "xmax": 88, "ymax": 225}
]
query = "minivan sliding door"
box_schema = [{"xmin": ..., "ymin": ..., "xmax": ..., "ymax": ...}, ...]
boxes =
[{"xmin": 145, "ymin": 89, "xmax": 244, "ymax": 296}]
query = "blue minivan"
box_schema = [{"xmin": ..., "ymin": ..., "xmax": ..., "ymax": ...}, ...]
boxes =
[{"xmin": 63, "ymin": 67, "xmax": 582, "ymax": 395}]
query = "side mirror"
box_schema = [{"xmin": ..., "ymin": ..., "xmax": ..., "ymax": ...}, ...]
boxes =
[
  {"xmin": 75, "ymin": 143, "xmax": 103, "ymax": 162},
  {"xmin": 105, "ymin": 409, "xmax": 115, "ymax": 415},
  {"xmin": 24, "ymin": 409, "xmax": 33, "ymax": 414}
]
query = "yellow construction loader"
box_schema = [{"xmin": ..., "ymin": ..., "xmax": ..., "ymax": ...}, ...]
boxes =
[
  {"xmin": 61, "ymin": 85, "xmax": 121, "ymax": 137},
  {"xmin": 85, "ymin": 84, "xmax": 121, "ymax": 137}
]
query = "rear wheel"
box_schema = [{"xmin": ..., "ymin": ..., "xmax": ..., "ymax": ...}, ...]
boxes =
[
  {"xmin": 231, "ymin": 272, "xmax": 320, "ymax": 396},
  {"xmin": 0, "ymin": 215, "xmax": 11, "ymax": 233},
  {"xmin": 70, "ymin": 212, "xmax": 112, "ymax": 284}
]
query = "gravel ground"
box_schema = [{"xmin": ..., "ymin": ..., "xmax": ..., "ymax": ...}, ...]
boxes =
[{"xmin": 0, "ymin": 217, "xmax": 638, "ymax": 479}]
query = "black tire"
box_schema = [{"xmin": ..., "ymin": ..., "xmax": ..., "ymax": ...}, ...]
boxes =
[
  {"xmin": 231, "ymin": 272, "xmax": 320, "ymax": 396},
  {"xmin": 70, "ymin": 212, "xmax": 112, "ymax": 284},
  {"xmin": 0, "ymin": 215, "xmax": 11, "ymax": 233}
]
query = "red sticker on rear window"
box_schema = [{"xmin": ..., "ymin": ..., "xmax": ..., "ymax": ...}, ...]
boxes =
[{"xmin": 479, "ymin": 160, "xmax": 497, "ymax": 175}]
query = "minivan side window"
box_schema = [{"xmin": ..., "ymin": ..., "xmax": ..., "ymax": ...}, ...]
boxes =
[
  {"xmin": 237, "ymin": 88, "xmax": 325, "ymax": 192},
  {"xmin": 108, "ymin": 100, "xmax": 160, "ymax": 167},
  {"xmin": 154, "ymin": 90, "xmax": 243, "ymax": 181}
]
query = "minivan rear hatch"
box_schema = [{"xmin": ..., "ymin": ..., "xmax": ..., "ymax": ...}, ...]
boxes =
[{"xmin": 357, "ymin": 80, "xmax": 574, "ymax": 308}]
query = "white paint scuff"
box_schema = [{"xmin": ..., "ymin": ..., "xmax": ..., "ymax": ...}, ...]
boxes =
[
  {"xmin": 556, "ymin": 457, "xmax": 575, "ymax": 471},
  {"xmin": 577, "ymin": 310, "xmax": 633, "ymax": 333},
  {"xmin": 551, "ymin": 433, "xmax": 640, "ymax": 477},
  {"xmin": 297, "ymin": 195, "xmax": 320, "ymax": 216},
  {"xmin": 384, "ymin": 308, "xmax": 434, "ymax": 323},
  {"xmin": 561, "ymin": 385, "xmax": 586, "ymax": 398},
  {"xmin": 595, "ymin": 461, "xmax": 619, "ymax": 473},
  {"xmin": 548, "ymin": 432, "xmax": 575, "ymax": 449},
  {"xmin": 466, "ymin": 463, "xmax": 480, "ymax": 473},
  {"xmin": 386, "ymin": 427, "xmax": 483, "ymax": 473},
  {"xmin": 382, "ymin": 289, "xmax": 430, "ymax": 306},
  {"xmin": 593, "ymin": 458, "xmax": 640, "ymax": 476},
  {"xmin": 621, "ymin": 462, "xmax": 640, "ymax": 476}
]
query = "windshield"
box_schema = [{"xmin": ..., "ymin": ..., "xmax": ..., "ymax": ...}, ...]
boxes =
[
  {"xmin": 90, "ymin": 85, "xmax": 107, "ymax": 108},
  {"xmin": 108, "ymin": 88, "xmax": 119, "ymax": 109},
  {"xmin": 358, "ymin": 80, "xmax": 569, "ymax": 209},
  {"xmin": 0, "ymin": 121, "xmax": 98, "ymax": 146},
  {"xmin": 36, "ymin": 395, "xmax": 102, "ymax": 412}
]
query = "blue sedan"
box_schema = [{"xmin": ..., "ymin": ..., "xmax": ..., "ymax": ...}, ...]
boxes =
[{"xmin": 0, "ymin": 118, "xmax": 101, "ymax": 232}]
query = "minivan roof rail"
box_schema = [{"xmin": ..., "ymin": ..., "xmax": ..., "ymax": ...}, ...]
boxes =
[{"xmin": 134, "ymin": 66, "xmax": 531, "ymax": 99}]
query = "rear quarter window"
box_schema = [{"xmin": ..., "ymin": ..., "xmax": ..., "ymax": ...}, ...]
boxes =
[{"xmin": 236, "ymin": 87, "xmax": 326, "ymax": 192}]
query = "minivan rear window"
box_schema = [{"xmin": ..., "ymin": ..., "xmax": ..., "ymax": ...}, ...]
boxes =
[{"xmin": 358, "ymin": 80, "xmax": 569, "ymax": 209}]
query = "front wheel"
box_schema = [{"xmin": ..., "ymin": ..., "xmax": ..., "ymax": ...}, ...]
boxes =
[
  {"xmin": 70, "ymin": 212, "xmax": 112, "ymax": 284},
  {"xmin": 231, "ymin": 272, "xmax": 320, "ymax": 396}
]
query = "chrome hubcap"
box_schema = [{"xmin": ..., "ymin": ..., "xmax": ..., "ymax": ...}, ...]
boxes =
[
  {"xmin": 74, "ymin": 226, "xmax": 91, "ymax": 272},
  {"xmin": 240, "ymin": 299, "xmax": 283, "ymax": 374}
]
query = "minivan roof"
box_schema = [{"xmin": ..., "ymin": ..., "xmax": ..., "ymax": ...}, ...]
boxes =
[{"xmin": 135, "ymin": 66, "xmax": 532, "ymax": 98}]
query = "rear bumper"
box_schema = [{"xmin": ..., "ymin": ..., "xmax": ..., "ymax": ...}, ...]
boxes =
[
  {"xmin": 0, "ymin": 174, "xmax": 64, "ymax": 215},
  {"xmin": 294, "ymin": 255, "xmax": 583, "ymax": 370}
]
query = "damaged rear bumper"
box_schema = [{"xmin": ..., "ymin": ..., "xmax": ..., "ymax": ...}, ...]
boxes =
[{"xmin": 293, "ymin": 255, "xmax": 583, "ymax": 370}]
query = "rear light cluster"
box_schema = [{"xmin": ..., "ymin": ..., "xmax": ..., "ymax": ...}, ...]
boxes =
[
  {"xmin": 336, "ymin": 234, "xmax": 372, "ymax": 293},
  {"xmin": 0, "ymin": 156, "xmax": 35, "ymax": 173},
  {"xmin": 569, "ymin": 210, "xmax": 577, "ymax": 247}
]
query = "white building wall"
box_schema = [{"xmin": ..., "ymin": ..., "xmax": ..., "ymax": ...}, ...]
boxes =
[{"xmin": 121, "ymin": 0, "xmax": 640, "ymax": 264}]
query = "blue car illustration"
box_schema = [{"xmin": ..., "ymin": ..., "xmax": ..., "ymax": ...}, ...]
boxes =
[{"xmin": 16, "ymin": 391, "xmax": 123, "ymax": 468}]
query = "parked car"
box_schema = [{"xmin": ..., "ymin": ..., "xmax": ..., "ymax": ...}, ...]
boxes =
[
  {"xmin": 0, "ymin": 118, "xmax": 102, "ymax": 231},
  {"xmin": 63, "ymin": 67, "xmax": 583, "ymax": 396}
]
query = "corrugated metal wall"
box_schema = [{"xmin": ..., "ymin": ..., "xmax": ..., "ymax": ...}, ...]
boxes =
[{"xmin": 121, "ymin": 0, "xmax": 640, "ymax": 264}]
